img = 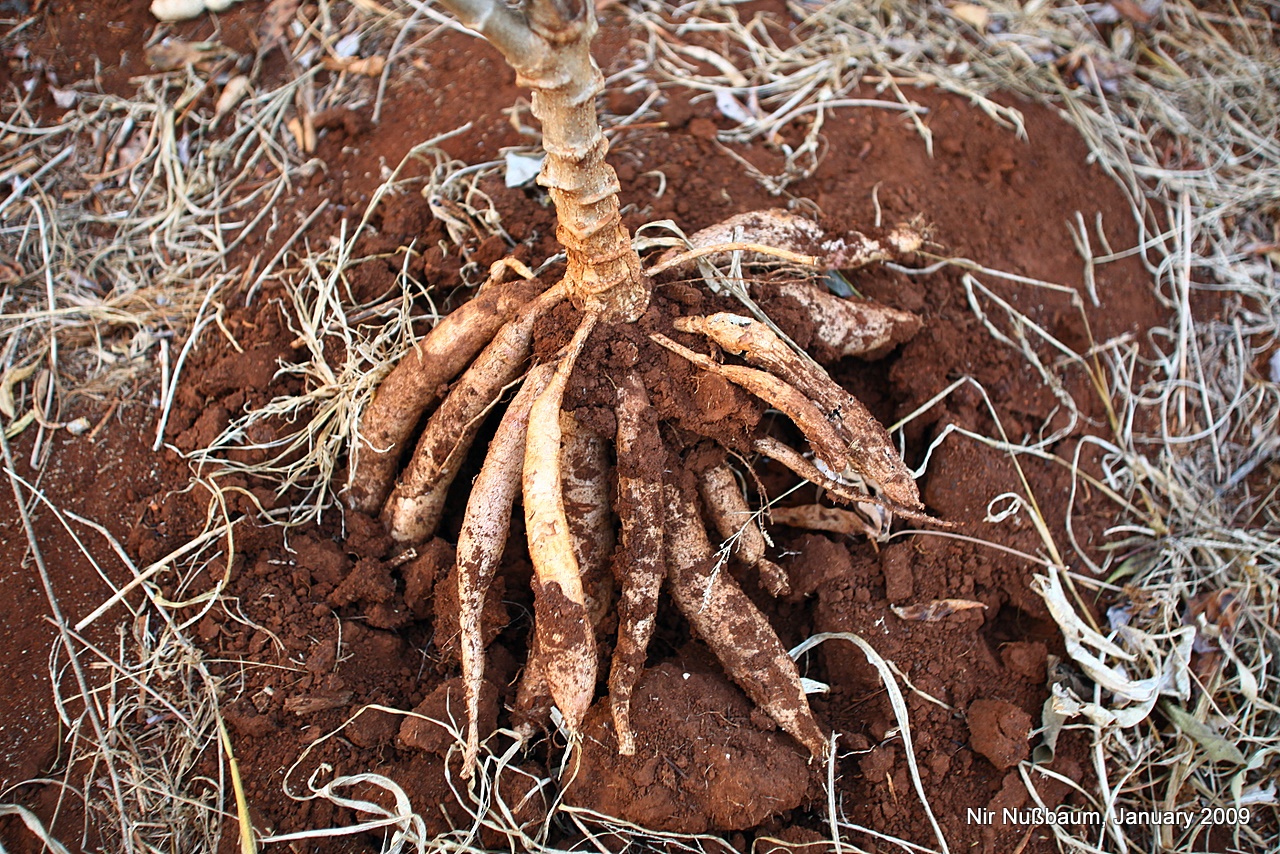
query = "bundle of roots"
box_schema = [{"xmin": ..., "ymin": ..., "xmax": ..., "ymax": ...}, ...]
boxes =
[
  {"xmin": 344, "ymin": 0, "xmax": 937, "ymax": 778},
  {"xmin": 347, "ymin": 209, "xmax": 933, "ymax": 773}
]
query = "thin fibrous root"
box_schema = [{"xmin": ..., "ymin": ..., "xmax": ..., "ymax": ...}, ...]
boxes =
[
  {"xmin": 771, "ymin": 281, "xmax": 922, "ymax": 362},
  {"xmin": 523, "ymin": 311, "xmax": 601, "ymax": 735},
  {"xmin": 457, "ymin": 361, "xmax": 556, "ymax": 779},
  {"xmin": 753, "ymin": 436, "xmax": 944, "ymax": 530},
  {"xmin": 664, "ymin": 477, "xmax": 829, "ymax": 761},
  {"xmin": 675, "ymin": 313, "xmax": 922, "ymax": 510},
  {"xmin": 654, "ymin": 208, "xmax": 923, "ymax": 272},
  {"xmin": 348, "ymin": 271, "xmax": 546, "ymax": 514},
  {"xmin": 609, "ymin": 372, "xmax": 666, "ymax": 755},
  {"xmin": 561, "ymin": 409, "xmax": 615, "ymax": 627},
  {"xmin": 650, "ymin": 333, "xmax": 851, "ymax": 472},
  {"xmin": 699, "ymin": 462, "xmax": 790, "ymax": 597},
  {"xmin": 382, "ymin": 283, "xmax": 567, "ymax": 543}
]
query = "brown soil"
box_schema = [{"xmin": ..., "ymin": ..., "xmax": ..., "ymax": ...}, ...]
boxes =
[{"xmin": 1, "ymin": 2, "xmax": 1166, "ymax": 853}]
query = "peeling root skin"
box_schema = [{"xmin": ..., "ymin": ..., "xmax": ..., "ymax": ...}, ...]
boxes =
[
  {"xmin": 663, "ymin": 480, "xmax": 829, "ymax": 761},
  {"xmin": 609, "ymin": 373, "xmax": 665, "ymax": 754},
  {"xmin": 655, "ymin": 208, "xmax": 923, "ymax": 272},
  {"xmin": 457, "ymin": 362, "xmax": 555, "ymax": 779},
  {"xmin": 699, "ymin": 463, "xmax": 790, "ymax": 597},
  {"xmin": 753, "ymin": 436, "xmax": 944, "ymax": 529},
  {"xmin": 774, "ymin": 281, "xmax": 923, "ymax": 362},
  {"xmin": 523, "ymin": 312, "xmax": 600, "ymax": 733},
  {"xmin": 348, "ymin": 275, "xmax": 547, "ymax": 514}
]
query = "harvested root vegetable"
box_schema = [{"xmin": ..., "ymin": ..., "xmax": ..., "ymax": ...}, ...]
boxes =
[
  {"xmin": 651, "ymin": 333, "xmax": 852, "ymax": 472},
  {"xmin": 352, "ymin": 0, "xmax": 938, "ymax": 776},
  {"xmin": 698, "ymin": 462, "xmax": 790, "ymax": 597},
  {"xmin": 383, "ymin": 284, "xmax": 566, "ymax": 543},
  {"xmin": 560, "ymin": 410, "xmax": 615, "ymax": 627},
  {"xmin": 456, "ymin": 362, "xmax": 554, "ymax": 777},
  {"xmin": 772, "ymin": 281, "xmax": 923, "ymax": 362},
  {"xmin": 664, "ymin": 479, "xmax": 828, "ymax": 761},
  {"xmin": 675, "ymin": 312, "xmax": 921, "ymax": 512},
  {"xmin": 348, "ymin": 273, "xmax": 546, "ymax": 513},
  {"xmin": 523, "ymin": 313, "xmax": 601, "ymax": 736},
  {"xmin": 609, "ymin": 374, "xmax": 665, "ymax": 754}
]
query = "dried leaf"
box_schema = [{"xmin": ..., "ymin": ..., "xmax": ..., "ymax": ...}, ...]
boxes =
[
  {"xmin": 284, "ymin": 691, "xmax": 354, "ymax": 715},
  {"xmin": 950, "ymin": 2, "xmax": 990, "ymax": 30},
  {"xmin": 3, "ymin": 409, "xmax": 34, "ymax": 439},
  {"xmin": 0, "ymin": 362, "xmax": 38, "ymax": 419},
  {"xmin": 891, "ymin": 598, "xmax": 987, "ymax": 622},
  {"xmin": 504, "ymin": 151, "xmax": 544, "ymax": 188},
  {"xmin": 320, "ymin": 55, "xmax": 386, "ymax": 77},
  {"xmin": 48, "ymin": 86, "xmax": 78, "ymax": 109},
  {"xmin": 334, "ymin": 32, "xmax": 361, "ymax": 59},
  {"xmin": 714, "ymin": 90, "xmax": 755, "ymax": 125},
  {"xmin": 1161, "ymin": 701, "xmax": 1247, "ymax": 765},
  {"xmin": 213, "ymin": 75, "xmax": 252, "ymax": 126},
  {"xmin": 146, "ymin": 38, "xmax": 231, "ymax": 71}
]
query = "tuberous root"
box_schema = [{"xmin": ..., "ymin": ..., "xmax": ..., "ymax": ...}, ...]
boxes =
[
  {"xmin": 523, "ymin": 312, "xmax": 601, "ymax": 735},
  {"xmin": 457, "ymin": 362, "xmax": 556, "ymax": 779},
  {"xmin": 608, "ymin": 373, "xmax": 665, "ymax": 754},
  {"xmin": 383, "ymin": 283, "xmax": 567, "ymax": 543},
  {"xmin": 698, "ymin": 462, "xmax": 790, "ymax": 597},
  {"xmin": 664, "ymin": 478, "xmax": 829, "ymax": 761},
  {"xmin": 348, "ymin": 273, "xmax": 547, "ymax": 514}
]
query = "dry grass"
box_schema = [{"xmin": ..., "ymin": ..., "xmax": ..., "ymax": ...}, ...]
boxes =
[{"xmin": 1, "ymin": 0, "xmax": 1277, "ymax": 852}]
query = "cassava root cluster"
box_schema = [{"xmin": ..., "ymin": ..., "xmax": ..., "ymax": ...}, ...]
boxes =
[{"xmin": 347, "ymin": 0, "xmax": 934, "ymax": 777}]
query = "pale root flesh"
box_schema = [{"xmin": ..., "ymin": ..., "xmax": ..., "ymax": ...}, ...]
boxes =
[
  {"xmin": 383, "ymin": 284, "xmax": 566, "ymax": 543},
  {"xmin": 522, "ymin": 312, "xmax": 600, "ymax": 734},
  {"xmin": 456, "ymin": 362, "xmax": 555, "ymax": 778},
  {"xmin": 348, "ymin": 275, "xmax": 546, "ymax": 513}
]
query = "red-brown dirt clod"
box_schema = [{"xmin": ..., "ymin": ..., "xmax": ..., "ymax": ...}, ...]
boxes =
[
  {"xmin": 565, "ymin": 663, "xmax": 813, "ymax": 833},
  {"xmin": 967, "ymin": 698, "xmax": 1034, "ymax": 770}
]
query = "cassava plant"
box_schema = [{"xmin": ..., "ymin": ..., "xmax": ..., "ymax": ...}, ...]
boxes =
[{"xmin": 348, "ymin": 0, "xmax": 933, "ymax": 777}]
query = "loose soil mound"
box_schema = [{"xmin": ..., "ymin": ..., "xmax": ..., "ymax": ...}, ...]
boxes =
[{"xmin": 0, "ymin": 3, "xmax": 1167, "ymax": 852}]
